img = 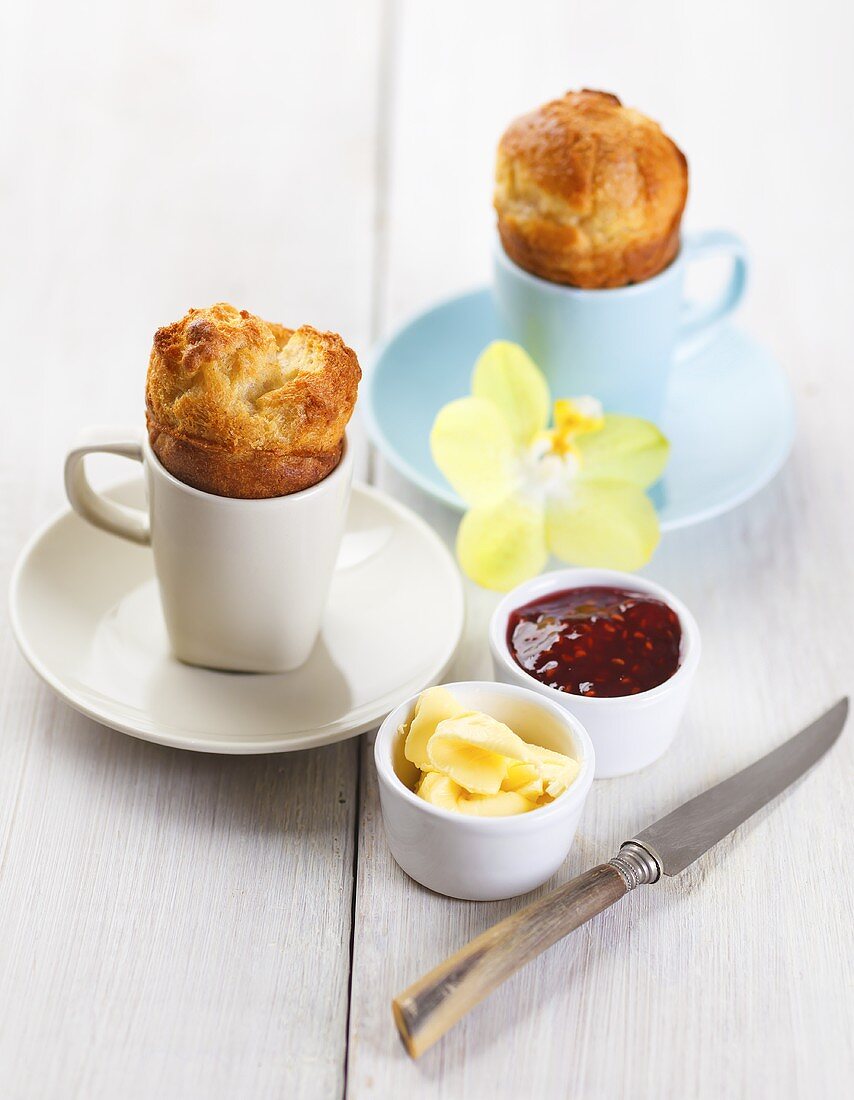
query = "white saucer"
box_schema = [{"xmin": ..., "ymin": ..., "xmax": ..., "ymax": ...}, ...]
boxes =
[{"xmin": 10, "ymin": 480, "xmax": 464, "ymax": 753}]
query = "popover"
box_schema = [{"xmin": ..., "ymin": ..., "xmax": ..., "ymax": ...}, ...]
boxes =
[
  {"xmin": 494, "ymin": 90, "xmax": 688, "ymax": 289},
  {"xmin": 146, "ymin": 302, "xmax": 361, "ymax": 498}
]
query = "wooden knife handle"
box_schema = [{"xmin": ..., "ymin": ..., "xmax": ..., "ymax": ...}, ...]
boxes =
[{"xmin": 393, "ymin": 863, "xmax": 628, "ymax": 1058}]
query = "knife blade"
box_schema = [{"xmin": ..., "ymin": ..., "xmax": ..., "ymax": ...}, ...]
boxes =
[
  {"xmin": 633, "ymin": 696, "xmax": 848, "ymax": 876},
  {"xmin": 393, "ymin": 698, "xmax": 848, "ymax": 1058}
]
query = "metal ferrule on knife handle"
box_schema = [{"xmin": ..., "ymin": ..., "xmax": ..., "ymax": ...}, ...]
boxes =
[{"xmin": 609, "ymin": 840, "xmax": 662, "ymax": 889}]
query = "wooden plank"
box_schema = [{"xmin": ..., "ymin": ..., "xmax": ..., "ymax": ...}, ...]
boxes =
[
  {"xmin": 0, "ymin": 711, "xmax": 358, "ymax": 1099},
  {"xmin": 0, "ymin": 0, "xmax": 382, "ymax": 1095},
  {"xmin": 348, "ymin": 0, "xmax": 854, "ymax": 1095}
]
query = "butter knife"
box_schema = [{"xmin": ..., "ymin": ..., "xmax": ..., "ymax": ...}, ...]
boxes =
[{"xmin": 393, "ymin": 697, "xmax": 848, "ymax": 1058}]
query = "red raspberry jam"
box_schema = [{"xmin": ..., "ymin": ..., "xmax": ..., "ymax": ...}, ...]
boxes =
[{"xmin": 507, "ymin": 586, "xmax": 681, "ymax": 698}]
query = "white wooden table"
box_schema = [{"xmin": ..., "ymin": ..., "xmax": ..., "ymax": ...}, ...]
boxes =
[{"xmin": 2, "ymin": 2, "xmax": 853, "ymax": 1096}]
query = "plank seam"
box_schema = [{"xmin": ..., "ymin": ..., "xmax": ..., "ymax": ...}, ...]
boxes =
[{"xmin": 343, "ymin": 0, "xmax": 398, "ymax": 1093}]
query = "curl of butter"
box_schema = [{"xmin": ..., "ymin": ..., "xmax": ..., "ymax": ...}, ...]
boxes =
[{"xmin": 401, "ymin": 687, "xmax": 579, "ymax": 816}]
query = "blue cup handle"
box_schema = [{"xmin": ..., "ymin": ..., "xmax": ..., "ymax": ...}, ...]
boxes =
[{"xmin": 677, "ymin": 230, "xmax": 749, "ymax": 357}]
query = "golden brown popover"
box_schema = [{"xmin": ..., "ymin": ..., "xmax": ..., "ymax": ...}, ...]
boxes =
[
  {"xmin": 146, "ymin": 302, "xmax": 361, "ymax": 498},
  {"xmin": 494, "ymin": 90, "xmax": 688, "ymax": 289}
]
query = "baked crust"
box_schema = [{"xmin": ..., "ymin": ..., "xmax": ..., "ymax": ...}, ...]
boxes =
[
  {"xmin": 145, "ymin": 303, "xmax": 360, "ymax": 498},
  {"xmin": 494, "ymin": 90, "xmax": 688, "ymax": 289}
]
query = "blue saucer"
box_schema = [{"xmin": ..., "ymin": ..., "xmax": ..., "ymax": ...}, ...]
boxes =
[{"xmin": 365, "ymin": 288, "xmax": 795, "ymax": 531}]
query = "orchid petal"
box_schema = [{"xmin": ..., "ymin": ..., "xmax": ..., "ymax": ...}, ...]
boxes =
[
  {"xmin": 546, "ymin": 480, "xmax": 660, "ymax": 570},
  {"xmin": 456, "ymin": 495, "xmax": 548, "ymax": 592},
  {"xmin": 430, "ymin": 396, "xmax": 517, "ymax": 506},
  {"xmin": 471, "ymin": 341, "xmax": 550, "ymax": 446},
  {"xmin": 576, "ymin": 414, "xmax": 669, "ymax": 489}
]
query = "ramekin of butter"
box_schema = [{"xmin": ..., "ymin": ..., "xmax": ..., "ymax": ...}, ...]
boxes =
[
  {"xmin": 490, "ymin": 568, "xmax": 701, "ymax": 779},
  {"xmin": 374, "ymin": 681, "xmax": 594, "ymax": 901}
]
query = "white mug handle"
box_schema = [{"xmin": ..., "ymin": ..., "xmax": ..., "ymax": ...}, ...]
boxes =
[
  {"xmin": 64, "ymin": 426, "xmax": 151, "ymax": 545},
  {"xmin": 677, "ymin": 229, "xmax": 749, "ymax": 359}
]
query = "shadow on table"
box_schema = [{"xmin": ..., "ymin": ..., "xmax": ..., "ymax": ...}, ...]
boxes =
[{"xmin": 44, "ymin": 690, "xmax": 360, "ymax": 844}]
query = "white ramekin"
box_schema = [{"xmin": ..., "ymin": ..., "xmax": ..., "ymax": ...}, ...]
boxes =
[
  {"xmin": 374, "ymin": 681, "xmax": 595, "ymax": 901},
  {"xmin": 490, "ymin": 569, "xmax": 701, "ymax": 779}
]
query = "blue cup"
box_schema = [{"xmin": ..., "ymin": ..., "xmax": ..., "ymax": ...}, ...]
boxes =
[{"xmin": 493, "ymin": 230, "xmax": 749, "ymax": 421}]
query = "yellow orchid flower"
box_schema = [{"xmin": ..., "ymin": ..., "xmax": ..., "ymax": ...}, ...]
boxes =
[{"xmin": 430, "ymin": 341, "xmax": 670, "ymax": 591}]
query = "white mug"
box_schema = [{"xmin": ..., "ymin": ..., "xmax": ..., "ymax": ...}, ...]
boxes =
[{"xmin": 64, "ymin": 428, "xmax": 354, "ymax": 672}]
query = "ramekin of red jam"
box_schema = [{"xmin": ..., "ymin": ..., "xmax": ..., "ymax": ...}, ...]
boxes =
[
  {"xmin": 506, "ymin": 586, "xmax": 682, "ymax": 698},
  {"xmin": 489, "ymin": 570, "xmax": 701, "ymax": 778}
]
